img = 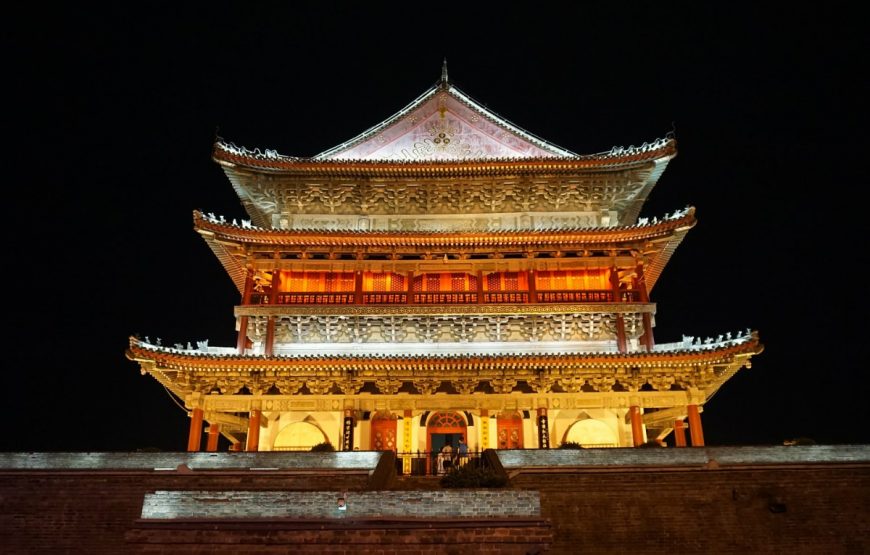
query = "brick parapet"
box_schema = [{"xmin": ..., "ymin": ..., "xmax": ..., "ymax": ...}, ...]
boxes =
[
  {"xmin": 496, "ymin": 444, "xmax": 870, "ymax": 470},
  {"xmin": 141, "ymin": 490, "xmax": 541, "ymax": 519},
  {"xmin": 0, "ymin": 450, "xmax": 382, "ymax": 471},
  {"xmin": 2, "ymin": 446, "xmax": 868, "ymax": 554}
]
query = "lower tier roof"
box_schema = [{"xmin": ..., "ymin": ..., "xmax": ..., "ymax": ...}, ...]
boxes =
[{"xmin": 128, "ymin": 330, "xmax": 761, "ymax": 372}]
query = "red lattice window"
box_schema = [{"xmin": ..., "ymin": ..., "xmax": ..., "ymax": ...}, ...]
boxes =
[
  {"xmin": 363, "ymin": 271, "xmax": 406, "ymax": 292},
  {"xmin": 484, "ymin": 271, "xmax": 526, "ymax": 291},
  {"xmin": 413, "ymin": 273, "xmax": 478, "ymax": 292}
]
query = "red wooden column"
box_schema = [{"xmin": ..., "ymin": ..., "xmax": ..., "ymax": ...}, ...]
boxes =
[
  {"xmin": 246, "ymin": 409, "xmax": 261, "ymax": 452},
  {"xmin": 237, "ymin": 269, "xmax": 255, "ymax": 354},
  {"xmin": 354, "ymin": 270, "xmax": 364, "ymax": 305},
  {"xmin": 206, "ymin": 424, "xmax": 221, "ymax": 452},
  {"xmin": 527, "ymin": 270, "xmax": 537, "ymax": 303},
  {"xmin": 687, "ymin": 404, "xmax": 705, "ymax": 446},
  {"xmin": 477, "ymin": 270, "xmax": 485, "ymax": 304},
  {"xmin": 406, "ymin": 271, "xmax": 415, "ymax": 304},
  {"xmin": 673, "ymin": 419, "xmax": 687, "ymax": 447},
  {"xmin": 610, "ymin": 266, "xmax": 627, "ymax": 352},
  {"xmin": 187, "ymin": 408, "xmax": 204, "ymax": 452},
  {"xmin": 265, "ymin": 269, "xmax": 280, "ymax": 356},
  {"xmin": 635, "ymin": 261, "xmax": 655, "ymax": 351},
  {"xmin": 629, "ymin": 406, "xmax": 644, "ymax": 446}
]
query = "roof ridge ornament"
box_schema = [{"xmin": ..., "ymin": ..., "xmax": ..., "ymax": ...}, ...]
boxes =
[{"xmin": 440, "ymin": 58, "xmax": 449, "ymax": 86}]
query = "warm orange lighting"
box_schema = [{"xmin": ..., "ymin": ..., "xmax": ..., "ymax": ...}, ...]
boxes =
[
  {"xmin": 278, "ymin": 271, "xmax": 355, "ymax": 293},
  {"xmin": 412, "ymin": 272, "xmax": 478, "ymax": 292},
  {"xmin": 362, "ymin": 271, "xmax": 406, "ymax": 292},
  {"xmin": 535, "ymin": 269, "xmax": 610, "ymax": 291},
  {"xmin": 482, "ymin": 271, "xmax": 529, "ymax": 292}
]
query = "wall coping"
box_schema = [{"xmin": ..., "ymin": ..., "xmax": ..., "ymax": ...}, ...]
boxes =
[
  {"xmin": 2, "ymin": 445, "xmax": 867, "ymax": 472},
  {"xmin": 495, "ymin": 445, "xmax": 870, "ymax": 469},
  {"xmin": 0, "ymin": 451, "xmax": 382, "ymax": 471}
]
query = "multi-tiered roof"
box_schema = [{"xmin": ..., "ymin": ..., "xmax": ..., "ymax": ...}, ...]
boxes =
[{"xmin": 128, "ymin": 65, "xmax": 761, "ymax": 448}]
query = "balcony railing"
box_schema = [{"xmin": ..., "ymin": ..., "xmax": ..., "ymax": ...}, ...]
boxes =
[
  {"xmin": 395, "ymin": 450, "xmax": 486, "ymax": 476},
  {"xmin": 412, "ymin": 292, "xmax": 477, "ymax": 304},
  {"xmin": 482, "ymin": 291, "xmax": 530, "ymax": 304},
  {"xmin": 274, "ymin": 293, "xmax": 355, "ymax": 305},
  {"xmin": 535, "ymin": 289, "xmax": 640, "ymax": 303},
  {"xmin": 362, "ymin": 292, "xmax": 408, "ymax": 304},
  {"xmin": 247, "ymin": 288, "xmax": 641, "ymax": 306}
]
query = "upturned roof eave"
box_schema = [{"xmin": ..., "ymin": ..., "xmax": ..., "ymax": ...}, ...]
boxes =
[
  {"xmin": 191, "ymin": 208, "xmax": 696, "ymax": 247},
  {"xmin": 212, "ymin": 137, "xmax": 677, "ymax": 177},
  {"xmin": 126, "ymin": 331, "xmax": 762, "ymax": 369}
]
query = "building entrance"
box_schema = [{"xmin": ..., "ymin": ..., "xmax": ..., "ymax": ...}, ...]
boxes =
[{"xmin": 426, "ymin": 412, "xmax": 467, "ymax": 474}]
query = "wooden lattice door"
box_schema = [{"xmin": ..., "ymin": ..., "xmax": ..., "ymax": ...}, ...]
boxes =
[
  {"xmin": 497, "ymin": 412, "xmax": 523, "ymax": 449},
  {"xmin": 370, "ymin": 414, "xmax": 397, "ymax": 451}
]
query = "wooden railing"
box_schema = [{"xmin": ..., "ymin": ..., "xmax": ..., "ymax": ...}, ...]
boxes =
[
  {"xmin": 362, "ymin": 293, "xmax": 408, "ymax": 304},
  {"xmin": 536, "ymin": 289, "xmax": 613, "ymax": 303},
  {"xmin": 412, "ymin": 292, "xmax": 477, "ymax": 304},
  {"xmin": 246, "ymin": 289, "xmax": 641, "ymax": 306},
  {"xmin": 272, "ymin": 293, "xmax": 355, "ymax": 305},
  {"xmin": 482, "ymin": 291, "xmax": 530, "ymax": 304},
  {"xmin": 395, "ymin": 450, "xmax": 485, "ymax": 476}
]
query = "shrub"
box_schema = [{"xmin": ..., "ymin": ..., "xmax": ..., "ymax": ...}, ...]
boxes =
[
  {"xmin": 559, "ymin": 441, "xmax": 583, "ymax": 449},
  {"xmin": 639, "ymin": 440, "xmax": 664, "ymax": 448},
  {"xmin": 309, "ymin": 442, "xmax": 335, "ymax": 452},
  {"xmin": 440, "ymin": 460, "xmax": 507, "ymax": 488}
]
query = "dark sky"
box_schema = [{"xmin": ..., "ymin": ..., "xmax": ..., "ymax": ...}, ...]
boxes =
[{"xmin": 6, "ymin": 4, "xmax": 867, "ymax": 451}]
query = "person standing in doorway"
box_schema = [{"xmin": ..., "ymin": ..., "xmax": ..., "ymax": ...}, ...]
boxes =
[
  {"xmin": 438, "ymin": 439, "xmax": 453, "ymax": 475},
  {"xmin": 456, "ymin": 436, "xmax": 468, "ymax": 467}
]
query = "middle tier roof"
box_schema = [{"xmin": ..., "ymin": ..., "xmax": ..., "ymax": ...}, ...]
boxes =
[{"xmin": 194, "ymin": 207, "xmax": 695, "ymax": 295}]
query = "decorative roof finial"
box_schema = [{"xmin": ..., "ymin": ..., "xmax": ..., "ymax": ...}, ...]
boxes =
[{"xmin": 441, "ymin": 58, "xmax": 449, "ymax": 85}]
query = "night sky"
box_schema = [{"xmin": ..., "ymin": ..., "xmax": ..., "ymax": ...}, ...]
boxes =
[{"xmin": 7, "ymin": 5, "xmax": 867, "ymax": 451}]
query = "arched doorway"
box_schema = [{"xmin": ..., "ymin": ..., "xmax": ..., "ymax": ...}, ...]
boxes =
[
  {"xmin": 272, "ymin": 420, "xmax": 328, "ymax": 451},
  {"xmin": 426, "ymin": 411, "xmax": 467, "ymax": 474},
  {"xmin": 496, "ymin": 411, "xmax": 523, "ymax": 449},
  {"xmin": 563, "ymin": 418, "xmax": 617, "ymax": 448}
]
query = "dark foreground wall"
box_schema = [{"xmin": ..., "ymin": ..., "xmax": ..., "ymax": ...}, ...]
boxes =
[
  {"xmin": 1, "ymin": 447, "xmax": 867, "ymax": 554},
  {"xmin": 516, "ymin": 463, "xmax": 870, "ymax": 554}
]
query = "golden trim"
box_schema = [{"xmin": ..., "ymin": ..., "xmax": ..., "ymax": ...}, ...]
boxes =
[
  {"xmin": 234, "ymin": 303, "xmax": 655, "ymax": 318},
  {"xmin": 213, "ymin": 141, "xmax": 677, "ymax": 177},
  {"xmin": 194, "ymin": 210, "xmax": 696, "ymax": 248}
]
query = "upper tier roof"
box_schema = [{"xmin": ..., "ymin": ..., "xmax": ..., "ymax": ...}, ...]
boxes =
[
  {"xmin": 315, "ymin": 72, "xmax": 576, "ymax": 161},
  {"xmin": 211, "ymin": 68, "xmax": 677, "ymax": 229},
  {"xmin": 212, "ymin": 68, "xmax": 676, "ymax": 173}
]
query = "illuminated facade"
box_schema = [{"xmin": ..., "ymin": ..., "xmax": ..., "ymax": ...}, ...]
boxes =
[{"xmin": 128, "ymin": 66, "xmax": 762, "ymax": 456}]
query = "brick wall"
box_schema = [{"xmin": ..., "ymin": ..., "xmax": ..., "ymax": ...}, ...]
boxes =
[
  {"xmin": 0, "ymin": 471, "xmax": 372, "ymax": 554},
  {"xmin": 511, "ymin": 464, "xmax": 870, "ymax": 554},
  {"xmin": 126, "ymin": 519, "xmax": 553, "ymax": 554},
  {"xmin": 140, "ymin": 490, "xmax": 541, "ymax": 519},
  {"xmin": 2, "ymin": 447, "xmax": 868, "ymax": 554}
]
